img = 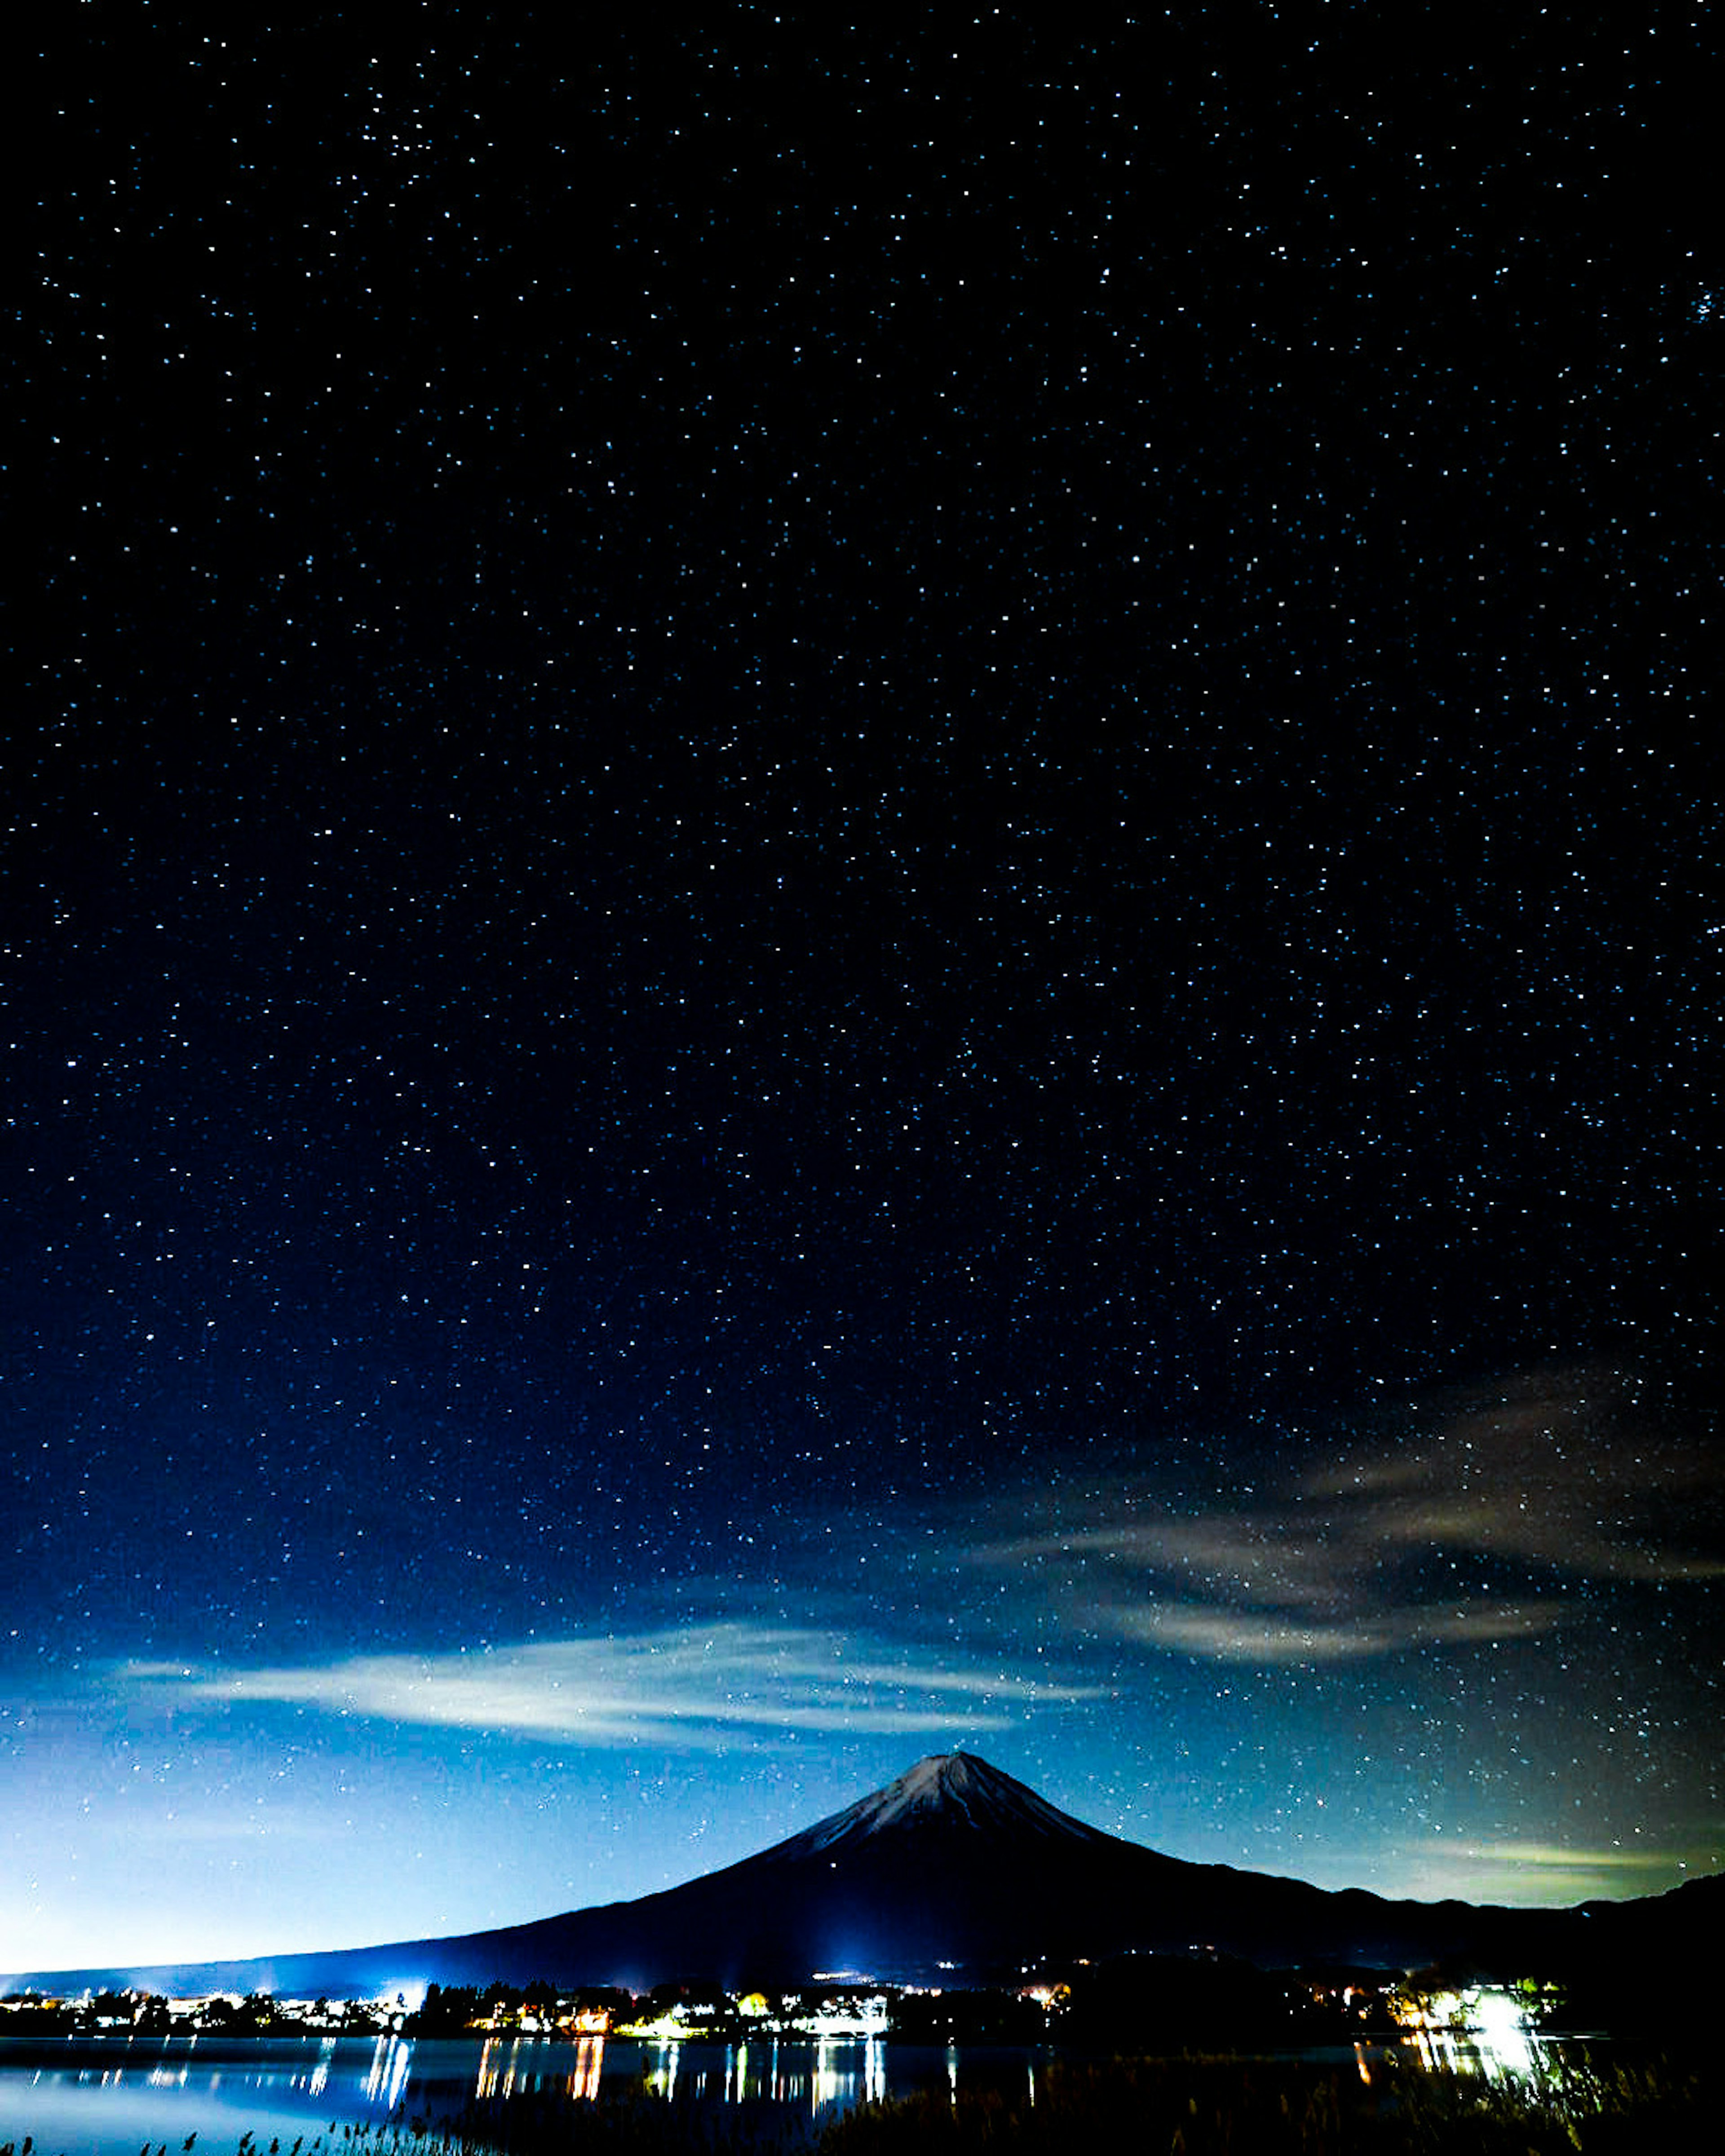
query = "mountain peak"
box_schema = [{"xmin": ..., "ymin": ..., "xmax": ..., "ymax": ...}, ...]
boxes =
[
  {"xmin": 767, "ymin": 1752, "xmax": 1115, "ymax": 1860},
  {"xmin": 863, "ymin": 1751, "xmax": 1004, "ymax": 1823}
]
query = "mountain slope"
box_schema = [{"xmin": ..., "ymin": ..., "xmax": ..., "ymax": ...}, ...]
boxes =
[{"xmin": 7, "ymin": 1753, "xmax": 1709, "ymax": 1997}]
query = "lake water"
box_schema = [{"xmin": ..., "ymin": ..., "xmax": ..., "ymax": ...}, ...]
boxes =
[
  {"xmin": 0, "ymin": 2025, "xmax": 1607, "ymax": 2156},
  {"xmin": 0, "ymin": 2032, "xmax": 1009, "ymax": 2155}
]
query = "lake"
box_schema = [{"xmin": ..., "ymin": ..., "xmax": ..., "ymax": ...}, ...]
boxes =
[
  {"xmin": 0, "ymin": 2032, "xmax": 1006, "ymax": 2155},
  {"xmin": 0, "ymin": 2023, "xmax": 1610, "ymax": 2156}
]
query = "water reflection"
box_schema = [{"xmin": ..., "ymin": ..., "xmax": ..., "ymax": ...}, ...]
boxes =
[
  {"xmin": 366, "ymin": 2034, "xmax": 412, "ymax": 2110},
  {"xmin": 1387, "ymin": 1984, "xmax": 1571, "ymax": 2088},
  {"xmin": 571, "ymin": 2034, "xmax": 604, "ymax": 2102},
  {"xmin": 637, "ymin": 2032, "xmax": 888, "ymax": 2116},
  {"xmin": 646, "ymin": 2038, "xmax": 678, "ymax": 2103},
  {"xmin": 0, "ymin": 2013, "xmax": 1616, "ymax": 2156},
  {"xmin": 470, "ymin": 2032, "xmax": 605, "ymax": 2106}
]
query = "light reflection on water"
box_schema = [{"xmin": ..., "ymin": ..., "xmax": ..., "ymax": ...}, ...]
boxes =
[
  {"xmin": 0, "ymin": 2011, "xmax": 1609, "ymax": 2156},
  {"xmin": 0, "ymin": 2034, "xmax": 1022, "ymax": 2153},
  {"xmin": 638, "ymin": 2032, "xmax": 891, "ymax": 2117},
  {"xmin": 306, "ymin": 2034, "xmax": 335, "ymax": 2099},
  {"xmin": 473, "ymin": 2032, "xmax": 604, "ymax": 2103},
  {"xmin": 364, "ymin": 2034, "xmax": 413, "ymax": 2111},
  {"xmin": 1384, "ymin": 1984, "xmax": 1570, "ymax": 2090}
]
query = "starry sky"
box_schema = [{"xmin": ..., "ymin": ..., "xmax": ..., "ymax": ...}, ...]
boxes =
[{"xmin": 6, "ymin": 7, "xmax": 1721, "ymax": 1977}]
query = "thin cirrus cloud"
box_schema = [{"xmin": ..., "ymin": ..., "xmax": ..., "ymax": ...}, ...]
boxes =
[
  {"xmin": 973, "ymin": 1365, "xmax": 1723, "ymax": 1667},
  {"xmin": 117, "ymin": 1622, "xmax": 1103, "ymax": 1747},
  {"xmin": 1112, "ymin": 1599, "xmax": 1564, "ymax": 1665},
  {"xmin": 1393, "ymin": 1837, "xmax": 1710, "ymax": 1906}
]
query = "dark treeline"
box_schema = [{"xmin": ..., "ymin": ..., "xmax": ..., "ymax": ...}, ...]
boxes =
[
  {"xmin": 10, "ymin": 1949, "xmax": 1690, "ymax": 2048},
  {"xmin": 413, "ymin": 1983, "xmax": 635, "ymax": 2035}
]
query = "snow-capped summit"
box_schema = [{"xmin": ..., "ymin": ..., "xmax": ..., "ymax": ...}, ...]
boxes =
[{"xmin": 769, "ymin": 1751, "xmax": 1114, "ymax": 1858}]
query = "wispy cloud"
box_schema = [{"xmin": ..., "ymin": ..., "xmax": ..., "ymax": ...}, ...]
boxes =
[
  {"xmin": 117, "ymin": 1623, "xmax": 1104, "ymax": 1748},
  {"xmin": 1306, "ymin": 1365, "xmax": 1725, "ymax": 1586},
  {"xmin": 1114, "ymin": 1599, "xmax": 1563, "ymax": 1665},
  {"xmin": 1438, "ymin": 1842, "xmax": 1692, "ymax": 1871},
  {"xmin": 1394, "ymin": 1836, "xmax": 1714, "ymax": 1907},
  {"xmin": 972, "ymin": 1364, "xmax": 1724, "ymax": 1667}
]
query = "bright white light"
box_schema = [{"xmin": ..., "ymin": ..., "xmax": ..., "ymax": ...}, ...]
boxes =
[{"xmin": 1471, "ymin": 1987, "xmax": 1535, "ymax": 2078}]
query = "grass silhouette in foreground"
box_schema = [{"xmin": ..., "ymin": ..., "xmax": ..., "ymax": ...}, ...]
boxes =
[
  {"xmin": 4, "ymin": 2053, "xmax": 1721, "ymax": 2156},
  {"xmin": 814, "ymin": 2056, "xmax": 1720, "ymax": 2156},
  {"xmin": 432, "ymin": 2051, "xmax": 1722, "ymax": 2156}
]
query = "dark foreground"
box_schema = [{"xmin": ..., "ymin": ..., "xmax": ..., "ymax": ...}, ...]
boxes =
[{"xmin": 438, "ymin": 2052, "xmax": 1719, "ymax": 2156}]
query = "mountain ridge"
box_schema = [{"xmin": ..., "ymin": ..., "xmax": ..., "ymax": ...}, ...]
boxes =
[{"xmin": 7, "ymin": 1752, "xmax": 1716, "ymax": 1998}]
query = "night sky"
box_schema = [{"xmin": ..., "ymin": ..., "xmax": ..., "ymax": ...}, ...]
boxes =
[{"xmin": 7, "ymin": 7, "xmax": 1721, "ymax": 1976}]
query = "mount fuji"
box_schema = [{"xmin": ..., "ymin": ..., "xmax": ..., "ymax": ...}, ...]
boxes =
[{"xmin": 8, "ymin": 1753, "xmax": 1715, "ymax": 1997}]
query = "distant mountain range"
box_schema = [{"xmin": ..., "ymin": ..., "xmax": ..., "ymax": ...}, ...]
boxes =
[{"xmin": 8, "ymin": 1753, "xmax": 1717, "ymax": 1997}]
